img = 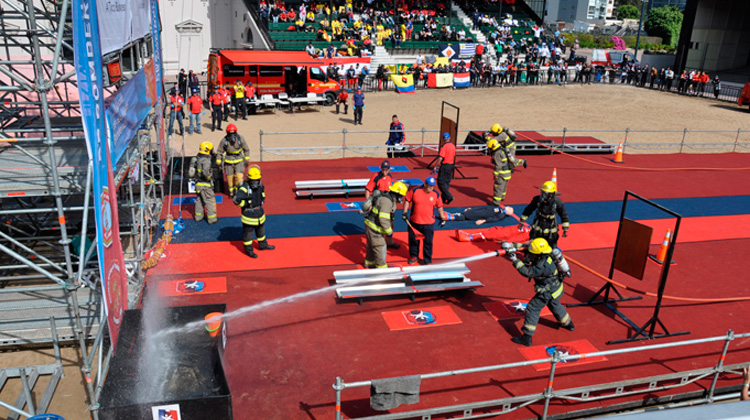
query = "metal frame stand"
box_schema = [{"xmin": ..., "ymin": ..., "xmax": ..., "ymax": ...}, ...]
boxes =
[{"xmin": 568, "ymin": 191, "xmax": 690, "ymax": 345}]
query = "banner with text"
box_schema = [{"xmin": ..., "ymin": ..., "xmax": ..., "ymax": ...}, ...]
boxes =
[
  {"xmin": 73, "ymin": 0, "xmax": 128, "ymax": 347},
  {"xmin": 96, "ymin": 0, "xmax": 151, "ymax": 55}
]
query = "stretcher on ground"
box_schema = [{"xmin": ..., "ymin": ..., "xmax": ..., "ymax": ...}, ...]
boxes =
[
  {"xmin": 333, "ymin": 263, "xmax": 483, "ymax": 304},
  {"xmin": 295, "ymin": 178, "xmax": 424, "ymax": 199}
]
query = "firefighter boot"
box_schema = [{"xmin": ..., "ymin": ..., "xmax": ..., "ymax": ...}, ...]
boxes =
[
  {"xmin": 511, "ymin": 334, "xmax": 533, "ymax": 347},
  {"xmin": 244, "ymin": 245, "xmax": 258, "ymax": 258},
  {"xmin": 259, "ymin": 241, "xmax": 275, "ymax": 251},
  {"xmin": 561, "ymin": 320, "xmax": 575, "ymax": 332}
]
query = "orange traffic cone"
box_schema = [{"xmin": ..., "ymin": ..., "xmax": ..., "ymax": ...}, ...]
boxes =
[
  {"xmin": 205, "ymin": 312, "xmax": 223, "ymax": 337},
  {"xmin": 649, "ymin": 229, "xmax": 675, "ymax": 265},
  {"xmin": 611, "ymin": 141, "xmax": 625, "ymax": 163}
]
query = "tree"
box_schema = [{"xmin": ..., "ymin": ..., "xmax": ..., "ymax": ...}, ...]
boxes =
[
  {"xmin": 617, "ymin": 4, "xmax": 640, "ymax": 20},
  {"xmin": 644, "ymin": 5, "xmax": 683, "ymax": 47},
  {"xmin": 617, "ymin": 0, "xmax": 642, "ymax": 10}
]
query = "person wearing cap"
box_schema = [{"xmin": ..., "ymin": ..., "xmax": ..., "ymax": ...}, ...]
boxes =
[
  {"xmin": 386, "ymin": 115, "xmax": 405, "ymax": 158},
  {"xmin": 364, "ymin": 160, "xmax": 400, "ymax": 249},
  {"xmin": 364, "ymin": 181, "xmax": 408, "ymax": 269},
  {"xmin": 209, "ymin": 87, "xmax": 224, "ymax": 132},
  {"xmin": 168, "ymin": 87, "xmax": 185, "ymax": 137},
  {"xmin": 352, "ymin": 87, "xmax": 365, "ymax": 125},
  {"xmin": 435, "ymin": 132, "xmax": 456, "ymax": 204},
  {"xmin": 220, "ymin": 84, "xmax": 231, "ymax": 122},
  {"xmin": 186, "ymin": 89, "xmax": 203, "ymax": 135},
  {"xmin": 402, "ymin": 177, "xmax": 448, "ymax": 265}
]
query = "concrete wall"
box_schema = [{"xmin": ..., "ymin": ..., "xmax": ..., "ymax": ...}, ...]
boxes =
[
  {"xmin": 681, "ymin": 0, "xmax": 750, "ymax": 72},
  {"xmin": 160, "ymin": 0, "xmax": 263, "ymax": 76}
]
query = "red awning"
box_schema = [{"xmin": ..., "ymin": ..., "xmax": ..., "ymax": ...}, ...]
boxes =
[{"xmin": 219, "ymin": 50, "xmax": 320, "ymax": 66}]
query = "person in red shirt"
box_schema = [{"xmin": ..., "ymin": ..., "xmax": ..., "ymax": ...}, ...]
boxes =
[
  {"xmin": 186, "ymin": 89, "xmax": 203, "ymax": 135},
  {"xmin": 402, "ymin": 176, "xmax": 448, "ymax": 264},
  {"xmin": 435, "ymin": 132, "xmax": 456, "ymax": 204},
  {"xmin": 209, "ymin": 88, "xmax": 224, "ymax": 132},
  {"xmin": 365, "ymin": 160, "xmax": 393, "ymax": 200},
  {"xmin": 220, "ymin": 84, "xmax": 231, "ymax": 122},
  {"xmin": 336, "ymin": 89, "xmax": 349, "ymax": 114},
  {"xmin": 168, "ymin": 88, "xmax": 185, "ymax": 137}
]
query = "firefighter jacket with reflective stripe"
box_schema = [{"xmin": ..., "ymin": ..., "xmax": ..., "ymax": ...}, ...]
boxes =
[
  {"xmin": 491, "ymin": 132, "xmax": 519, "ymax": 178},
  {"xmin": 194, "ymin": 154, "xmax": 213, "ymax": 191},
  {"xmin": 514, "ymin": 255, "xmax": 561, "ymax": 296},
  {"xmin": 234, "ymin": 181, "xmax": 266, "ymax": 225},
  {"xmin": 520, "ymin": 195, "xmax": 570, "ymax": 232},
  {"xmin": 215, "ymin": 134, "xmax": 250, "ymax": 165},
  {"xmin": 364, "ymin": 194, "xmax": 395, "ymax": 235}
]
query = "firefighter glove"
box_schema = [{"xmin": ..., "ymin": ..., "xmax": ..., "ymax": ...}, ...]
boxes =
[
  {"xmin": 439, "ymin": 219, "xmax": 446, "ymax": 228},
  {"xmin": 517, "ymin": 223, "xmax": 525, "ymax": 232},
  {"xmin": 563, "ymin": 228, "xmax": 568, "ymax": 238},
  {"xmin": 507, "ymin": 252, "xmax": 518, "ymax": 263},
  {"xmin": 402, "ymin": 214, "xmax": 408, "ymax": 221}
]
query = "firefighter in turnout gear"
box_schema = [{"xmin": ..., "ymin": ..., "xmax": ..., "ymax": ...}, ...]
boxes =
[
  {"xmin": 364, "ymin": 181, "xmax": 408, "ymax": 269},
  {"xmin": 191, "ymin": 142, "xmax": 218, "ymax": 224},
  {"xmin": 215, "ymin": 124, "xmax": 250, "ymax": 198},
  {"xmin": 234, "ymin": 166, "xmax": 275, "ymax": 258},
  {"xmin": 519, "ymin": 181, "xmax": 569, "ymax": 248},
  {"xmin": 486, "ymin": 124, "xmax": 525, "ymax": 205},
  {"xmin": 504, "ymin": 238, "xmax": 574, "ymax": 347}
]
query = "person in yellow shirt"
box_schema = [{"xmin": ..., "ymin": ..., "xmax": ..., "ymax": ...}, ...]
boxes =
[{"xmin": 234, "ymin": 80, "xmax": 246, "ymax": 120}]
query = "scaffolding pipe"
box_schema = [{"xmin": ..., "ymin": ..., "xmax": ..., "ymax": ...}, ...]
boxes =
[
  {"xmin": 49, "ymin": 0, "xmax": 70, "ymax": 91},
  {"xmin": 0, "ymin": 242, "xmax": 65, "ymax": 285},
  {"xmin": 77, "ymin": 163, "xmax": 93, "ymax": 285},
  {"xmin": 0, "ymin": 399, "xmax": 31, "ymax": 418},
  {"xmin": 0, "ymin": 206, "xmax": 88, "ymax": 215},
  {"xmin": 27, "ymin": 0, "xmax": 74, "ymax": 281},
  {"xmin": 19, "ymin": 367, "xmax": 36, "ymax": 416},
  {"xmin": 0, "ymin": 229, "xmax": 66, "ymax": 274}
]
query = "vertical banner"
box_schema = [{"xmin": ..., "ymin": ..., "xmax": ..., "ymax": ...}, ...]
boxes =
[
  {"xmin": 150, "ymin": 0, "xmax": 167, "ymax": 178},
  {"xmin": 72, "ymin": 0, "xmax": 128, "ymax": 347}
]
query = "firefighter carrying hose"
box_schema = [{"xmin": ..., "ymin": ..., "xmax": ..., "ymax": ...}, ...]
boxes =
[
  {"xmin": 364, "ymin": 181, "xmax": 408, "ymax": 269},
  {"xmin": 519, "ymin": 181, "xmax": 569, "ymax": 248},
  {"xmin": 486, "ymin": 123, "xmax": 526, "ymax": 205},
  {"xmin": 234, "ymin": 165, "xmax": 275, "ymax": 258},
  {"xmin": 190, "ymin": 141, "xmax": 218, "ymax": 224},
  {"xmin": 503, "ymin": 237, "xmax": 574, "ymax": 347},
  {"xmin": 215, "ymin": 123, "xmax": 250, "ymax": 198}
]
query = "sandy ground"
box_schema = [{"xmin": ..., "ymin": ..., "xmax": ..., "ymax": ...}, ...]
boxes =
[
  {"xmin": 171, "ymin": 82, "xmax": 750, "ymax": 160},
  {"xmin": 2, "ymin": 81, "xmax": 749, "ymax": 420}
]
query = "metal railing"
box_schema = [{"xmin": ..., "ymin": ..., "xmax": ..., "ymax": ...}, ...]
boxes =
[
  {"xmin": 333, "ymin": 330, "xmax": 750, "ymax": 420},
  {"xmin": 259, "ymin": 127, "xmax": 750, "ymax": 161}
]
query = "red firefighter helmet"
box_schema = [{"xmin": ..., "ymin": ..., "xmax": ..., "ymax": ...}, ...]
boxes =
[{"xmin": 226, "ymin": 124, "xmax": 237, "ymax": 134}]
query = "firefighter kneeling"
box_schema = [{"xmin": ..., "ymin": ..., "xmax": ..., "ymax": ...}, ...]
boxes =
[
  {"xmin": 364, "ymin": 181, "xmax": 408, "ymax": 269},
  {"xmin": 191, "ymin": 142, "xmax": 218, "ymax": 224},
  {"xmin": 234, "ymin": 166, "xmax": 275, "ymax": 258},
  {"xmin": 503, "ymin": 238, "xmax": 573, "ymax": 347}
]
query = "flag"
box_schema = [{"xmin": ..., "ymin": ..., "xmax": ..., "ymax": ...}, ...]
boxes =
[
  {"xmin": 391, "ymin": 74, "xmax": 415, "ymax": 94},
  {"xmin": 460, "ymin": 43, "xmax": 476, "ymax": 56},
  {"xmin": 427, "ymin": 73, "xmax": 453, "ymax": 88},
  {"xmin": 438, "ymin": 44, "xmax": 458, "ymax": 59},
  {"xmin": 453, "ymin": 72, "xmax": 470, "ymax": 88}
]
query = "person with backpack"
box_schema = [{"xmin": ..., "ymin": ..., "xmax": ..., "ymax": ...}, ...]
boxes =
[
  {"xmin": 189, "ymin": 142, "xmax": 218, "ymax": 224},
  {"xmin": 362, "ymin": 160, "xmax": 400, "ymax": 249},
  {"xmin": 215, "ymin": 124, "xmax": 250, "ymax": 197},
  {"xmin": 518, "ymin": 181, "xmax": 570, "ymax": 248},
  {"xmin": 363, "ymin": 181, "xmax": 408, "ymax": 269}
]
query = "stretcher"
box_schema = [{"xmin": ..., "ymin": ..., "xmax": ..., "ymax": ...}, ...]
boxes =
[
  {"xmin": 295, "ymin": 178, "xmax": 425, "ymax": 199},
  {"xmin": 333, "ymin": 263, "xmax": 483, "ymax": 304}
]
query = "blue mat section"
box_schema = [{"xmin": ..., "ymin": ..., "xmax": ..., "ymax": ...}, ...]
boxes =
[
  {"xmin": 168, "ymin": 195, "xmax": 750, "ymax": 244},
  {"xmin": 402, "ymin": 178, "xmax": 424, "ymax": 186},
  {"xmin": 326, "ymin": 202, "xmax": 363, "ymax": 212},
  {"xmin": 173, "ymin": 195, "xmax": 224, "ymax": 205},
  {"xmin": 368, "ymin": 166, "xmax": 410, "ymax": 172}
]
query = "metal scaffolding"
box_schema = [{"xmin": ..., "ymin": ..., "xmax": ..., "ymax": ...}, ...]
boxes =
[{"xmin": 0, "ymin": 0, "xmax": 166, "ymax": 417}]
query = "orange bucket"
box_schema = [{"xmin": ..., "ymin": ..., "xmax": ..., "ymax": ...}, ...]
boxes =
[{"xmin": 204, "ymin": 312, "xmax": 223, "ymax": 337}]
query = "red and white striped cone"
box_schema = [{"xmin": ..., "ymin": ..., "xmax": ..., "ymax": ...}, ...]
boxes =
[{"xmin": 649, "ymin": 229, "xmax": 676, "ymax": 265}]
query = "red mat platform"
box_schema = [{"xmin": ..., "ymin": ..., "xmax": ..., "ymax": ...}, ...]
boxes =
[
  {"xmin": 381, "ymin": 306, "xmax": 462, "ymax": 331},
  {"xmin": 518, "ymin": 339, "xmax": 608, "ymax": 371},
  {"xmin": 144, "ymin": 152, "xmax": 750, "ymax": 420}
]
